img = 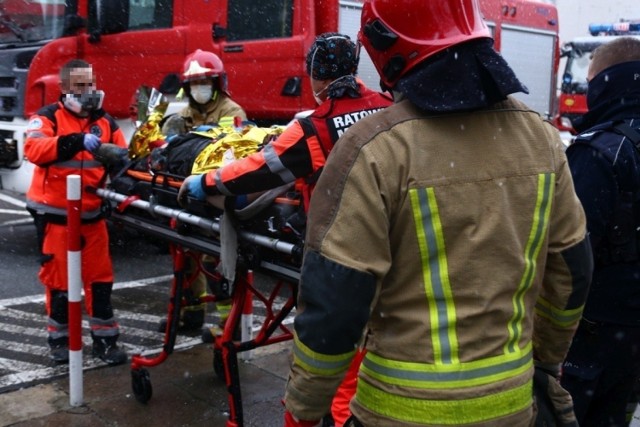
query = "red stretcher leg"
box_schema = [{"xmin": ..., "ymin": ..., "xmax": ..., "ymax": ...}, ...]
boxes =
[
  {"xmin": 130, "ymin": 243, "xmax": 187, "ymax": 403},
  {"xmin": 216, "ymin": 268, "xmax": 298, "ymax": 427},
  {"xmin": 218, "ymin": 269, "xmax": 251, "ymax": 427}
]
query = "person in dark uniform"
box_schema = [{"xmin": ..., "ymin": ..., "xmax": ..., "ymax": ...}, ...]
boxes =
[{"xmin": 561, "ymin": 36, "xmax": 640, "ymax": 427}]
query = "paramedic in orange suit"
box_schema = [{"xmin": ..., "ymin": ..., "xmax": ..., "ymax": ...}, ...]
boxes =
[{"xmin": 24, "ymin": 59, "xmax": 127, "ymax": 366}]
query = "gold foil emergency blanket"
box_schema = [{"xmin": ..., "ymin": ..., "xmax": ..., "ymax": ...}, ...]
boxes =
[
  {"xmin": 128, "ymin": 87, "xmax": 169, "ymax": 160},
  {"xmin": 191, "ymin": 125, "xmax": 285, "ymax": 174}
]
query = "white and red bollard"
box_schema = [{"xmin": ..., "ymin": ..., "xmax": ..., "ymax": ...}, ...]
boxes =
[
  {"xmin": 240, "ymin": 270, "xmax": 254, "ymax": 361},
  {"xmin": 67, "ymin": 175, "xmax": 83, "ymax": 407}
]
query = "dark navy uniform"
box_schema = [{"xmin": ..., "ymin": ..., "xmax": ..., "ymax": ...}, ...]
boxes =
[{"xmin": 562, "ymin": 60, "xmax": 640, "ymax": 427}]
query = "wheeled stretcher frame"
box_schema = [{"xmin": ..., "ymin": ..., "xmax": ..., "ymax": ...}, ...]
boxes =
[{"xmin": 96, "ymin": 187, "xmax": 302, "ymax": 427}]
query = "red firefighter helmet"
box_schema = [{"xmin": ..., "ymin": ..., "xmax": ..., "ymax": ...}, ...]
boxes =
[
  {"xmin": 359, "ymin": 0, "xmax": 491, "ymax": 88},
  {"xmin": 181, "ymin": 49, "xmax": 228, "ymax": 92}
]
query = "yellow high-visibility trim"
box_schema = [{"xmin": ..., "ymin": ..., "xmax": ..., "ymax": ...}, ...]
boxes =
[
  {"xmin": 292, "ymin": 332, "xmax": 355, "ymax": 376},
  {"xmin": 361, "ymin": 342, "xmax": 532, "ymax": 389},
  {"xmin": 410, "ymin": 188, "xmax": 459, "ymax": 365},
  {"xmin": 505, "ymin": 173, "xmax": 554, "ymax": 353},
  {"xmin": 183, "ymin": 303, "xmax": 206, "ymax": 312},
  {"xmin": 535, "ymin": 297, "xmax": 584, "ymax": 327},
  {"xmin": 217, "ymin": 303, "xmax": 232, "ymax": 317},
  {"xmin": 356, "ymin": 379, "xmax": 532, "ymax": 425}
]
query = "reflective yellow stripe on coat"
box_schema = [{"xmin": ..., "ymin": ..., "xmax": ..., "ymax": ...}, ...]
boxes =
[
  {"xmin": 357, "ymin": 379, "xmax": 532, "ymax": 425},
  {"xmin": 506, "ymin": 173, "xmax": 555, "ymax": 353},
  {"xmin": 410, "ymin": 187, "xmax": 459, "ymax": 365},
  {"xmin": 356, "ymin": 174, "xmax": 554, "ymax": 424},
  {"xmin": 535, "ymin": 296, "xmax": 584, "ymax": 327},
  {"xmin": 293, "ymin": 332, "xmax": 355, "ymax": 376}
]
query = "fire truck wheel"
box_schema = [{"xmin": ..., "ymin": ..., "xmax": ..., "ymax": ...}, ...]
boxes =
[{"xmin": 131, "ymin": 368, "xmax": 153, "ymax": 403}]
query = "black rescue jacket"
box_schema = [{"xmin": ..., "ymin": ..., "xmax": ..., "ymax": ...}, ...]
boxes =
[{"xmin": 566, "ymin": 61, "xmax": 640, "ymax": 326}]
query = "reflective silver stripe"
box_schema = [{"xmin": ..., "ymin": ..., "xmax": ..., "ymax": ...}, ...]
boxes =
[
  {"xmin": 505, "ymin": 173, "xmax": 554, "ymax": 353},
  {"xmin": 89, "ymin": 317, "xmax": 120, "ymax": 337},
  {"xmin": 215, "ymin": 168, "xmax": 234, "ymax": 196},
  {"xmin": 26, "ymin": 199, "xmax": 103, "ymax": 219},
  {"xmin": 54, "ymin": 159, "xmax": 103, "ymax": 169},
  {"xmin": 534, "ymin": 297, "xmax": 583, "ymax": 327},
  {"xmin": 263, "ymin": 144, "xmax": 296, "ymax": 183},
  {"xmin": 47, "ymin": 318, "xmax": 69, "ymax": 339},
  {"xmin": 361, "ymin": 344, "xmax": 532, "ymax": 388},
  {"xmin": 411, "ymin": 187, "xmax": 458, "ymax": 365},
  {"xmin": 292, "ymin": 332, "xmax": 355, "ymax": 375},
  {"xmin": 293, "ymin": 344, "xmax": 353, "ymax": 374}
]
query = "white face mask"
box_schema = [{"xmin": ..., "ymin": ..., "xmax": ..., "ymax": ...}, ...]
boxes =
[
  {"xmin": 63, "ymin": 94, "xmax": 84, "ymax": 114},
  {"xmin": 190, "ymin": 84, "xmax": 213, "ymax": 104}
]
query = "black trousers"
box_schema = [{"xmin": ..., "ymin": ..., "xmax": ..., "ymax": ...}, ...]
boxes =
[
  {"xmin": 561, "ymin": 319, "xmax": 640, "ymax": 427},
  {"xmin": 49, "ymin": 282, "xmax": 115, "ymax": 324}
]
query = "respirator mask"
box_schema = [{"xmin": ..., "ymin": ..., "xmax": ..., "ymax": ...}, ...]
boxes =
[
  {"xmin": 190, "ymin": 84, "xmax": 214, "ymax": 105},
  {"xmin": 63, "ymin": 90, "xmax": 105, "ymax": 115}
]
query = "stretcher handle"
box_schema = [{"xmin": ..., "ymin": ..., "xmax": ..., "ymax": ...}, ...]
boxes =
[{"xmin": 93, "ymin": 187, "xmax": 301, "ymax": 256}]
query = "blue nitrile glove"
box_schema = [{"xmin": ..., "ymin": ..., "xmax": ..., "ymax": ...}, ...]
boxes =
[
  {"xmin": 194, "ymin": 125, "xmax": 215, "ymax": 132},
  {"xmin": 178, "ymin": 174, "xmax": 206, "ymax": 207},
  {"xmin": 83, "ymin": 133, "xmax": 101, "ymax": 152}
]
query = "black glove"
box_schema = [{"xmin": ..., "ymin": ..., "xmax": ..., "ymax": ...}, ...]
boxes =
[
  {"xmin": 533, "ymin": 364, "xmax": 578, "ymax": 427},
  {"xmin": 57, "ymin": 133, "xmax": 86, "ymax": 160}
]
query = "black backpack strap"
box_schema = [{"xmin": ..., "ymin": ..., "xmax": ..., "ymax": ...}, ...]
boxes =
[
  {"xmin": 297, "ymin": 117, "xmax": 326, "ymax": 185},
  {"xmin": 593, "ymin": 121, "xmax": 640, "ymax": 267},
  {"xmin": 299, "ymin": 117, "xmax": 333, "ymax": 158},
  {"xmin": 612, "ymin": 122, "xmax": 640, "ymax": 153}
]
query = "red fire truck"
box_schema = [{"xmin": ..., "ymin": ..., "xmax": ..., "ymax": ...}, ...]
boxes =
[
  {"xmin": 0, "ymin": 0, "xmax": 559, "ymax": 193},
  {"xmin": 556, "ymin": 20, "xmax": 640, "ymax": 133}
]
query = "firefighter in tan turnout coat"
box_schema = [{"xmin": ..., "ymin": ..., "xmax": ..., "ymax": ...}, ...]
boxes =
[{"xmin": 283, "ymin": 0, "xmax": 594, "ymax": 425}]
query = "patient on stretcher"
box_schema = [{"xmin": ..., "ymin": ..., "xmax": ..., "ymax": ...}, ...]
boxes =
[{"xmin": 108, "ymin": 85, "xmax": 302, "ymax": 340}]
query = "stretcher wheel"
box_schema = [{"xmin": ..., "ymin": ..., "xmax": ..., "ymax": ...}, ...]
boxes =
[
  {"xmin": 213, "ymin": 348, "xmax": 225, "ymax": 381},
  {"xmin": 131, "ymin": 368, "xmax": 153, "ymax": 403}
]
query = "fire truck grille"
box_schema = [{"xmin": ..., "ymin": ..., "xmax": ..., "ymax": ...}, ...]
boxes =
[
  {"xmin": 0, "ymin": 129, "xmax": 18, "ymax": 166},
  {"xmin": 1, "ymin": 96, "xmax": 16, "ymax": 113},
  {"xmin": 0, "ymin": 77, "xmax": 16, "ymax": 88}
]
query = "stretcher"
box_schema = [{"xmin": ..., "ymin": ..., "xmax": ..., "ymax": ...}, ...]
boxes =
[{"xmin": 95, "ymin": 167, "xmax": 304, "ymax": 427}]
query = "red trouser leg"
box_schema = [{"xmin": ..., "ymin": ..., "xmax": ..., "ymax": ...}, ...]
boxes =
[{"xmin": 331, "ymin": 349, "xmax": 366, "ymax": 426}]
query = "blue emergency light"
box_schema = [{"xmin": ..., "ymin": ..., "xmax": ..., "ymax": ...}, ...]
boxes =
[{"xmin": 589, "ymin": 21, "xmax": 640, "ymax": 36}]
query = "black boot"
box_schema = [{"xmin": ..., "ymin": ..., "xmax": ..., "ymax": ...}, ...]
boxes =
[
  {"xmin": 48, "ymin": 336, "xmax": 69, "ymax": 364},
  {"xmin": 157, "ymin": 307, "xmax": 205, "ymax": 334},
  {"xmin": 322, "ymin": 414, "xmax": 336, "ymax": 427},
  {"xmin": 182, "ymin": 306, "xmax": 205, "ymax": 329},
  {"xmin": 201, "ymin": 323, "xmax": 224, "ymax": 344},
  {"xmin": 91, "ymin": 334, "xmax": 127, "ymax": 366},
  {"xmin": 201, "ymin": 318, "xmax": 242, "ymax": 344}
]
